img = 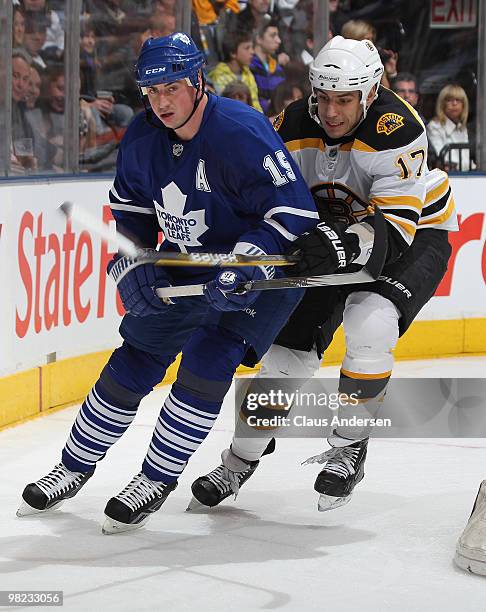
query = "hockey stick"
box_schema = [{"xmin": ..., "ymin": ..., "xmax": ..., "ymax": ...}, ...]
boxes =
[
  {"xmin": 59, "ymin": 201, "xmax": 140, "ymax": 258},
  {"xmin": 156, "ymin": 206, "xmax": 388, "ymax": 298},
  {"xmin": 58, "ymin": 201, "xmax": 299, "ymax": 267}
]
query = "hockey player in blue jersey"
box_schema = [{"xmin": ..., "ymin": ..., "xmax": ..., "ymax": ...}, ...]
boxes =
[{"xmin": 16, "ymin": 33, "xmax": 319, "ymax": 533}]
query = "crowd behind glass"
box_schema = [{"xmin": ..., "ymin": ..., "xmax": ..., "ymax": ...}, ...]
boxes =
[{"xmin": 7, "ymin": 0, "xmax": 478, "ymax": 177}]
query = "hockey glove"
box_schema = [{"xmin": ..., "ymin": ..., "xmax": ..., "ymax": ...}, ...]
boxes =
[
  {"xmin": 204, "ymin": 268, "xmax": 262, "ymax": 312},
  {"xmin": 108, "ymin": 251, "xmax": 177, "ymax": 317},
  {"xmin": 290, "ymin": 219, "xmax": 359, "ymax": 277}
]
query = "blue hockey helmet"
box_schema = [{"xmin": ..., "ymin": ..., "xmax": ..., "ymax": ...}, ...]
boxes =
[{"xmin": 135, "ymin": 33, "xmax": 205, "ymax": 89}]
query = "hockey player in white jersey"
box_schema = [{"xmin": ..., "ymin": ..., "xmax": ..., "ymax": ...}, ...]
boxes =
[{"xmin": 189, "ymin": 36, "xmax": 456, "ymax": 512}]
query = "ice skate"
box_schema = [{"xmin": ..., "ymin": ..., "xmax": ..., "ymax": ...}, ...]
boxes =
[
  {"xmin": 17, "ymin": 463, "xmax": 95, "ymax": 517},
  {"xmin": 303, "ymin": 436, "xmax": 368, "ymax": 512},
  {"xmin": 102, "ymin": 472, "xmax": 177, "ymax": 534},
  {"xmin": 187, "ymin": 448, "xmax": 259, "ymax": 511},
  {"xmin": 455, "ymin": 480, "xmax": 486, "ymax": 575}
]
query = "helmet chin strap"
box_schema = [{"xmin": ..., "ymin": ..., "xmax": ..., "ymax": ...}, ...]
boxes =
[{"xmin": 172, "ymin": 74, "xmax": 206, "ymax": 131}]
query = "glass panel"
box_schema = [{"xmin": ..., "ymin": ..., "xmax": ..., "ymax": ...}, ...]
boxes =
[
  {"xmin": 78, "ymin": 0, "xmax": 179, "ymax": 173},
  {"xmin": 326, "ymin": 0, "xmax": 479, "ymax": 172},
  {"xmin": 6, "ymin": 1, "xmax": 477, "ymax": 176},
  {"xmin": 10, "ymin": 0, "xmax": 66, "ymax": 175},
  {"xmin": 192, "ymin": 0, "xmax": 313, "ymax": 120},
  {"xmin": 0, "ymin": 1, "xmax": 11, "ymax": 177}
]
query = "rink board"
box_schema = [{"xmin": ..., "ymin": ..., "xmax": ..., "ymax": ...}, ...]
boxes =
[{"xmin": 0, "ymin": 175, "xmax": 485, "ymax": 429}]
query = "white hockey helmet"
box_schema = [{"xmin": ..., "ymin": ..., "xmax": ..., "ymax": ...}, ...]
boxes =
[{"xmin": 308, "ymin": 35, "xmax": 384, "ymax": 125}]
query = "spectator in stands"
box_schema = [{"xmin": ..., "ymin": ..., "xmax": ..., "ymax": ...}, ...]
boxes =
[
  {"xmin": 149, "ymin": 7, "xmax": 176, "ymax": 36},
  {"xmin": 20, "ymin": 0, "xmax": 64, "ymax": 54},
  {"xmin": 11, "ymin": 49, "xmax": 38, "ymax": 174},
  {"xmin": 250, "ymin": 19, "xmax": 286, "ymax": 115},
  {"xmin": 391, "ymin": 72, "xmax": 419, "ymax": 108},
  {"xmin": 24, "ymin": 11, "xmax": 50, "ymax": 69},
  {"xmin": 209, "ymin": 30, "xmax": 263, "ymax": 111},
  {"xmin": 154, "ymin": 0, "xmax": 202, "ymax": 46},
  {"xmin": 24, "ymin": 62, "xmax": 62, "ymax": 171},
  {"xmin": 193, "ymin": 0, "xmax": 240, "ymax": 26},
  {"xmin": 237, "ymin": 0, "xmax": 273, "ymax": 35},
  {"xmin": 275, "ymin": 0, "xmax": 312, "ymax": 59},
  {"xmin": 341, "ymin": 18, "xmax": 376, "ymax": 42},
  {"xmin": 300, "ymin": 27, "xmax": 314, "ymax": 66},
  {"xmin": 391, "ymin": 72, "xmax": 426, "ymax": 122},
  {"xmin": 221, "ymin": 80, "xmax": 253, "ymax": 105},
  {"xmin": 329, "ymin": 0, "xmax": 349, "ymax": 37},
  {"xmin": 80, "ymin": 19, "xmax": 98, "ymax": 101},
  {"xmin": 13, "ymin": 5, "xmax": 26, "ymax": 48},
  {"xmin": 341, "ymin": 18, "xmax": 398, "ymax": 88},
  {"xmin": 267, "ymin": 79, "xmax": 304, "ymax": 122},
  {"xmin": 37, "ymin": 65, "xmax": 65, "ymax": 171},
  {"xmin": 77, "ymin": 19, "xmax": 134, "ymax": 157},
  {"xmin": 192, "ymin": 0, "xmax": 240, "ymax": 70},
  {"xmin": 152, "ymin": 0, "xmax": 176, "ymax": 13},
  {"xmin": 25, "ymin": 62, "xmax": 43, "ymax": 110},
  {"xmin": 84, "ymin": 0, "xmax": 136, "ymax": 98},
  {"xmin": 427, "ymin": 84, "xmax": 474, "ymax": 171}
]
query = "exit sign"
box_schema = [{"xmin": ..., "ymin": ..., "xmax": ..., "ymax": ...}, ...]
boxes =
[{"xmin": 430, "ymin": 0, "xmax": 477, "ymax": 28}]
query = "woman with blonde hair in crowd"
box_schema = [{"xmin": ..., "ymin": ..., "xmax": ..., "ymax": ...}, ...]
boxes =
[
  {"xmin": 341, "ymin": 18, "xmax": 376, "ymax": 42},
  {"xmin": 427, "ymin": 84, "xmax": 474, "ymax": 171},
  {"xmin": 340, "ymin": 19, "xmax": 397, "ymax": 88}
]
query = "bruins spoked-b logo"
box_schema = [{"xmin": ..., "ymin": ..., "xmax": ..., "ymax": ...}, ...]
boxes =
[{"xmin": 376, "ymin": 112, "xmax": 404, "ymax": 136}]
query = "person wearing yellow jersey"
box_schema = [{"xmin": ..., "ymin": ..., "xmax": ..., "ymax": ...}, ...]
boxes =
[
  {"xmin": 209, "ymin": 29, "xmax": 263, "ymax": 112},
  {"xmin": 192, "ymin": 0, "xmax": 240, "ymax": 26}
]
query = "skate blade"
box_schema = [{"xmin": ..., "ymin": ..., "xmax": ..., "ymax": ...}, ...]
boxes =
[
  {"xmin": 102, "ymin": 515, "xmax": 149, "ymax": 535},
  {"xmin": 317, "ymin": 493, "xmax": 351, "ymax": 512},
  {"xmin": 454, "ymin": 550, "xmax": 486, "ymax": 576},
  {"xmin": 186, "ymin": 496, "xmax": 211, "ymax": 512},
  {"xmin": 16, "ymin": 499, "xmax": 64, "ymax": 517}
]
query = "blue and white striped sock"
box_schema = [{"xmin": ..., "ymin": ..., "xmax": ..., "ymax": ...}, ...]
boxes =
[
  {"xmin": 142, "ymin": 385, "xmax": 221, "ymax": 483},
  {"xmin": 62, "ymin": 382, "xmax": 140, "ymax": 473}
]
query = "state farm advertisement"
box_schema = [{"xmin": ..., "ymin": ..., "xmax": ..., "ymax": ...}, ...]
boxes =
[
  {"xmin": 1, "ymin": 179, "xmax": 123, "ymax": 376},
  {"xmin": 417, "ymin": 176, "xmax": 486, "ymax": 320},
  {"xmin": 1, "ymin": 175, "xmax": 485, "ymax": 377}
]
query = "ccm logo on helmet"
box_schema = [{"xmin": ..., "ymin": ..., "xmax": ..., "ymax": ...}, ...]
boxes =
[
  {"xmin": 317, "ymin": 222, "xmax": 348, "ymax": 267},
  {"xmin": 145, "ymin": 67, "xmax": 166, "ymax": 74}
]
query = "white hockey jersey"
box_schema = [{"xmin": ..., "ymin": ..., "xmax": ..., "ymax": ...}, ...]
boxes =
[{"xmin": 274, "ymin": 87, "xmax": 457, "ymax": 256}]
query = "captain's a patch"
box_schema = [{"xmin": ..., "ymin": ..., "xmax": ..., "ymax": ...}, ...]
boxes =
[{"xmin": 376, "ymin": 112, "xmax": 404, "ymax": 136}]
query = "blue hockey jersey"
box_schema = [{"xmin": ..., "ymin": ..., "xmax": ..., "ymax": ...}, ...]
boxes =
[{"xmin": 109, "ymin": 94, "xmax": 318, "ymax": 284}]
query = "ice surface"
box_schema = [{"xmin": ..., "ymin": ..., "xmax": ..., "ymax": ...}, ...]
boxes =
[{"xmin": 1, "ymin": 356, "xmax": 486, "ymax": 611}]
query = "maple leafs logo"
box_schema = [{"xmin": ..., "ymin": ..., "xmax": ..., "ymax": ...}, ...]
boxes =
[{"xmin": 154, "ymin": 182, "xmax": 208, "ymax": 250}]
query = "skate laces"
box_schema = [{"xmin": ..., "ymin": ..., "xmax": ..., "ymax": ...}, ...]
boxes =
[
  {"xmin": 206, "ymin": 464, "xmax": 249, "ymax": 498},
  {"xmin": 302, "ymin": 446, "xmax": 360, "ymax": 479},
  {"xmin": 36, "ymin": 463, "xmax": 86, "ymax": 501},
  {"xmin": 116, "ymin": 472, "xmax": 166, "ymax": 511}
]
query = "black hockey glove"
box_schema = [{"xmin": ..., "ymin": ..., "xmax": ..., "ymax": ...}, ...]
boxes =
[{"xmin": 290, "ymin": 219, "xmax": 359, "ymax": 277}]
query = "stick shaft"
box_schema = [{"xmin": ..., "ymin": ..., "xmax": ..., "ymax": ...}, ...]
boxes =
[
  {"xmin": 155, "ymin": 268, "xmax": 376, "ymax": 298},
  {"xmin": 58, "ymin": 202, "xmax": 298, "ymax": 267},
  {"xmin": 59, "ymin": 201, "xmax": 140, "ymax": 257},
  {"xmin": 144, "ymin": 251, "xmax": 299, "ymax": 267}
]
